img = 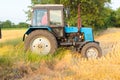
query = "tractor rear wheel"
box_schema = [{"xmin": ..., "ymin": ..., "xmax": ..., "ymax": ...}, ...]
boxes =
[
  {"xmin": 24, "ymin": 30, "xmax": 57, "ymax": 55},
  {"xmin": 81, "ymin": 42, "xmax": 102, "ymax": 58}
]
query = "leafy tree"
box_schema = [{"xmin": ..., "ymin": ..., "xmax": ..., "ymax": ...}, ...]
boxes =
[
  {"xmin": 0, "ymin": 20, "xmax": 29, "ymax": 28},
  {"xmin": 17, "ymin": 22, "xmax": 29, "ymax": 28},
  {"xmin": 25, "ymin": 6, "xmax": 33, "ymax": 21},
  {"xmin": 104, "ymin": 10, "xmax": 116, "ymax": 27},
  {"xmin": 2, "ymin": 20, "xmax": 12, "ymax": 28},
  {"xmin": 115, "ymin": 8, "xmax": 120, "ymax": 27},
  {"xmin": 32, "ymin": 0, "xmax": 59, "ymax": 4}
]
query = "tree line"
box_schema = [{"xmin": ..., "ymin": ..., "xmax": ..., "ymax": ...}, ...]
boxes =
[
  {"xmin": 30, "ymin": 0, "xmax": 120, "ymax": 30},
  {"xmin": 0, "ymin": 20, "xmax": 29, "ymax": 28}
]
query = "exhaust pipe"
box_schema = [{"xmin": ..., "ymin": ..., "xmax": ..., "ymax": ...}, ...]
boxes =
[{"xmin": 77, "ymin": 4, "xmax": 82, "ymax": 30}]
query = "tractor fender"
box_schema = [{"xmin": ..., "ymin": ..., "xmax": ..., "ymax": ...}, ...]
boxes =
[
  {"xmin": 78, "ymin": 41, "xmax": 99, "ymax": 51},
  {"xmin": 23, "ymin": 26, "xmax": 52, "ymax": 41}
]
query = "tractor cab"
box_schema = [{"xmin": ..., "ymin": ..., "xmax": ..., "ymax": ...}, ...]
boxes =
[
  {"xmin": 32, "ymin": 4, "xmax": 64, "ymax": 27},
  {"xmin": 30, "ymin": 4, "xmax": 65, "ymax": 37}
]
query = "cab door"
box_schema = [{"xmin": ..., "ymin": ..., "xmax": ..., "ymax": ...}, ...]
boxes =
[{"xmin": 49, "ymin": 9, "xmax": 64, "ymax": 37}]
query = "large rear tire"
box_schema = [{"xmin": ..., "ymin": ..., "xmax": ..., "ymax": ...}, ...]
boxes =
[
  {"xmin": 81, "ymin": 42, "xmax": 102, "ymax": 58},
  {"xmin": 24, "ymin": 30, "xmax": 57, "ymax": 55}
]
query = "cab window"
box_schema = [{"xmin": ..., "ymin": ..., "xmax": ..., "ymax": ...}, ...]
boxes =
[
  {"xmin": 50, "ymin": 10, "xmax": 62, "ymax": 26},
  {"xmin": 32, "ymin": 9, "xmax": 48, "ymax": 26}
]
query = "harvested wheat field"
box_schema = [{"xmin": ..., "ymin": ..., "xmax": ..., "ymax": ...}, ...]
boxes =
[
  {"xmin": 0, "ymin": 28, "xmax": 120, "ymax": 80},
  {"xmin": 0, "ymin": 29, "xmax": 26, "ymax": 42}
]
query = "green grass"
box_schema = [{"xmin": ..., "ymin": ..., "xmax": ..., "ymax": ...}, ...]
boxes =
[
  {"xmin": 0, "ymin": 38, "xmax": 67, "ymax": 67},
  {"xmin": 0, "ymin": 38, "xmax": 22, "ymax": 47},
  {"xmin": 0, "ymin": 38, "xmax": 67, "ymax": 79}
]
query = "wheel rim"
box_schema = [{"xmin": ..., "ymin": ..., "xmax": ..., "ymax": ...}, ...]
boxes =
[
  {"xmin": 30, "ymin": 37, "xmax": 51, "ymax": 55},
  {"xmin": 86, "ymin": 47, "xmax": 98, "ymax": 58}
]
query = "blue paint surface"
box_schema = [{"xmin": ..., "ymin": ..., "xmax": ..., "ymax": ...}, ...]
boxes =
[
  {"xmin": 65, "ymin": 26, "xmax": 78, "ymax": 33},
  {"xmin": 80, "ymin": 28, "xmax": 94, "ymax": 41}
]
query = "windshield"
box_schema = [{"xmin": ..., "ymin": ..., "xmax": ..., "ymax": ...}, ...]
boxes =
[
  {"xmin": 50, "ymin": 10, "xmax": 62, "ymax": 26},
  {"xmin": 32, "ymin": 9, "xmax": 48, "ymax": 26}
]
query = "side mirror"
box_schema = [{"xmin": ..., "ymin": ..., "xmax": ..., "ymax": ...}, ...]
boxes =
[{"xmin": 64, "ymin": 7, "xmax": 70, "ymax": 18}]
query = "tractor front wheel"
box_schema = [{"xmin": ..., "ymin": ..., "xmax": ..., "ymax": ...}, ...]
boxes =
[
  {"xmin": 24, "ymin": 30, "xmax": 57, "ymax": 55},
  {"xmin": 81, "ymin": 42, "xmax": 102, "ymax": 58}
]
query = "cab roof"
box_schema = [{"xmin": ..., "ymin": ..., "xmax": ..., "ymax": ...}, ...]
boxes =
[{"xmin": 33, "ymin": 4, "xmax": 64, "ymax": 9}]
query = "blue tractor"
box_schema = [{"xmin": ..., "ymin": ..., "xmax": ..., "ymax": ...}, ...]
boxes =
[{"xmin": 23, "ymin": 4, "xmax": 102, "ymax": 58}]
